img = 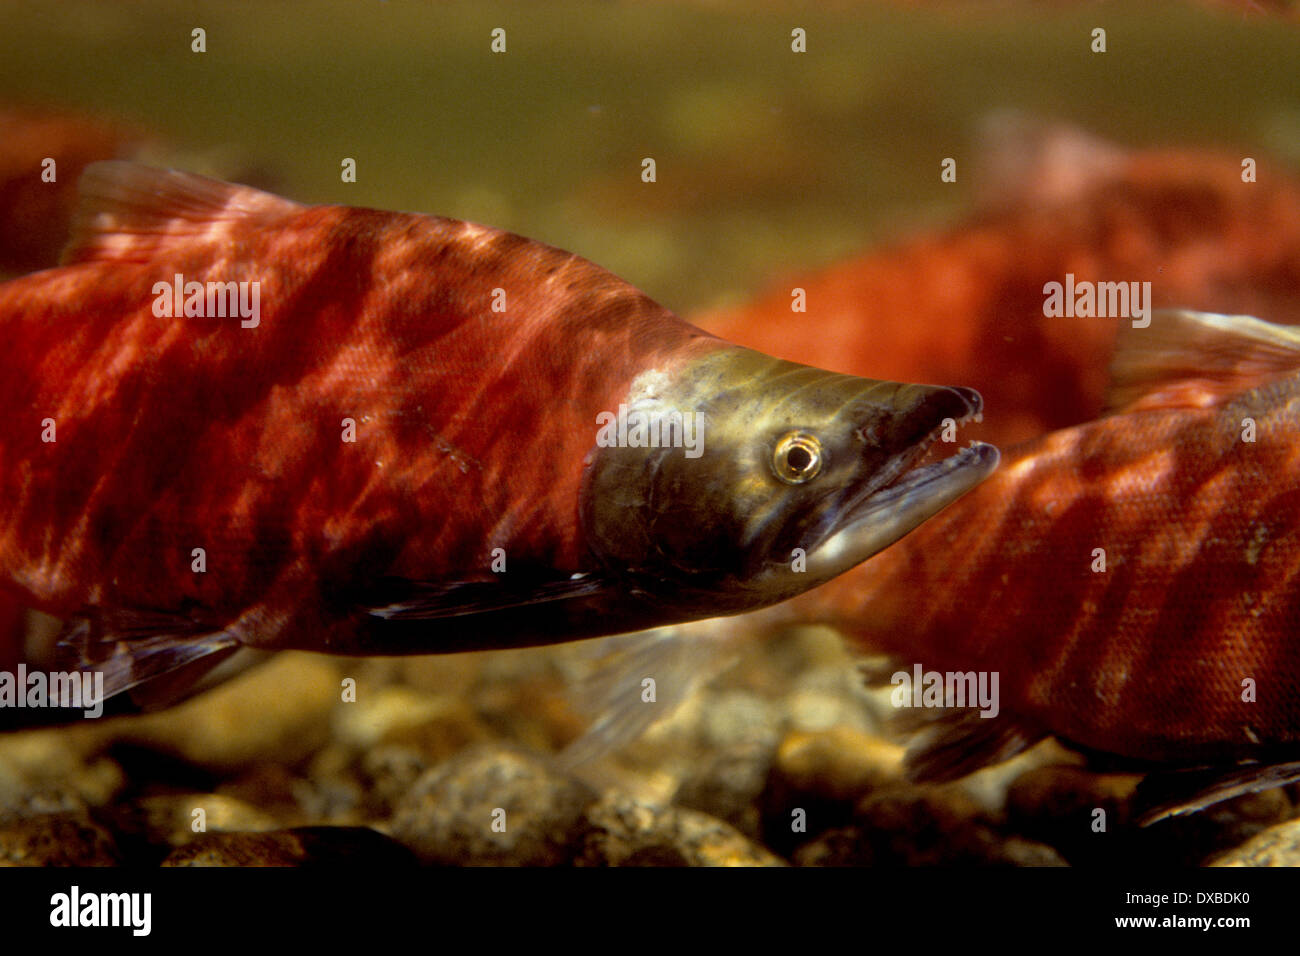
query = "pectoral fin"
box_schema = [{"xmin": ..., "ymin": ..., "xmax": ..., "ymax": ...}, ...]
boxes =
[
  {"xmin": 557, "ymin": 616, "xmax": 752, "ymax": 774},
  {"xmin": 364, "ymin": 572, "xmax": 612, "ymax": 621}
]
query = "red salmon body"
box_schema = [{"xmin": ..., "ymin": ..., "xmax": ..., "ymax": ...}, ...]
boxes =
[{"xmin": 0, "ymin": 162, "xmax": 995, "ymax": 713}]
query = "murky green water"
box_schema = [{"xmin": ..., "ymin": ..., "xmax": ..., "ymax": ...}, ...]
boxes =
[{"xmin": 2, "ymin": 1, "xmax": 1296, "ymax": 312}]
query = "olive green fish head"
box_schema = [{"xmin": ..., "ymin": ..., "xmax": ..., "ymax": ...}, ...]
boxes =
[{"xmin": 580, "ymin": 346, "xmax": 999, "ymax": 612}]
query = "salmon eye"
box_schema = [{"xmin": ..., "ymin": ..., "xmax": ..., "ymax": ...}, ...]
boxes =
[{"xmin": 772, "ymin": 431, "xmax": 823, "ymax": 484}]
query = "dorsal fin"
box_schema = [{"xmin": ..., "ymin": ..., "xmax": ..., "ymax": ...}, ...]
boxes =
[
  {"xmin": 61, "ymin": 160, "xmax": 302, "ymax": 265},
  {"xmin": 1107, "ymin": 309, "xmax": 1300, "ymax": 413}
]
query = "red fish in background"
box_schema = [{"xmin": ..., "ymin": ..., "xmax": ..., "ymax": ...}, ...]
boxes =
[
  {"xmin": 778, "ymin": 309, "xmax": 1300, "ymax": 819},
  {"xmin": 0, "ymin": 162, "xmax": 996, "ymax": 720},
  {"xmin": 672, "ymin": 125, "xmax": 1300, "ymax": 818},
  {"xmin": 0, "ymin": 106, "xmax": 144, "ymax": 277},
  {"xmin": 696, "ymin": 125, "xmax": 1300, "ymax": 449},
  {"xmin": 0, "ymin": 104, "xmax": 281, "ymax": 280}
]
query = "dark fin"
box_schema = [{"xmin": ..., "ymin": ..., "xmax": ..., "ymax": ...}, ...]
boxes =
[
  {"xmin": 903, "ymin": 708, "xmax": 1042, "ymax": 783},
  {"xmin": 856, "ymin": 657, "xmax": 1043, "ymax": 782},
  {"xmin": 365, "ymin": 572, "xmax": 611, "ymax": 621},
  {"xmin": 53, "ymin": 612, "xmax": 241, "ymax": 711},
  {"xmin": 1133, "ymin": 759, "xmax": 1300, "ymax": 826},
  {"xmin": 62, "ymin": 161, "xmax": 301, "ymax": 266},
  {"xmin": 1107, "ymin": 309, "xmax": 1300, "ymax": 414}
]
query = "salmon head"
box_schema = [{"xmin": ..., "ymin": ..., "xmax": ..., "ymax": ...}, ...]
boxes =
[
  {"xmin": 581, "ymin": 349, "xmax": 993, "ymax": 614},
  {"xmin": 0, "ymin": 161, "xmax": 996, "ymax": 714}
]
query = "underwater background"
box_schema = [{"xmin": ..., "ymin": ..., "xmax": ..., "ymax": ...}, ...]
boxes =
[{"xmin": 1, "ymin": 0, "xmax": 1300, "ymax": 867}]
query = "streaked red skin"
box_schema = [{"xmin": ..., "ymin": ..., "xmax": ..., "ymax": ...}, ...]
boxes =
[
  {"xmin": 697, "ymin": 149, "xmax": 1300, "ymax": 449},
  {"xmin": 0, "ymin": 192, "xmax": 725, "ymax": 654},
  {"xmin": 786, "ymin": 372, "xmax": 1300, "ymax": 764}
]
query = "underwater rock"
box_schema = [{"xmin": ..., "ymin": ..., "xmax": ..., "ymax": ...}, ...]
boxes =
[
  {"xmin": 0, "ymin": 811, "xmax": 121, "ymax": 865},
  {"xmin": 0, "ymin": 730, "xmax": 125, "ymax": 824},
  {"xmin": 773, "ymin": 726, "xmax": 904, "ymax": 804},
  {"xmin": 1209, "ymin": 816, "xmax": 1300, "ymax": 866},
  {"xmin": 795, "ymin": 822, "xmax": 1066, "ymax": 867},
  {"xmin": 673, "ymin": 741, "xmax": 775, "ymax": 840},
  {"xmin": 695, "ymin": 690, "xmax": 783, "ymax": 752},
  {"xmin": 817, "ymin": 784, "xmax": 1065, "ymax": 866},
  {"xmin": 107, "ymin": 653, "xmax": 341, "ymax": 774},
  {"xmin": 389, "ymin": 744, "xmax": 595, "ymax": 866},
  {"xmin": 758, "ymin": 726, "xmax": 904, "ymax": 856},
  {"xmin": 1007, "ymin": 765, "xmax": 1142, "ymax": 834},
  {"xmin": 120, "ymin": 793, "xmax": 282, "ymax": 850},
  {"xmin": 161, "ymin": 826, "xmax": 416, "ymax": 866},
  {"xmin": 577, "ymin": 790, "xmax": 783, "ymax": 867},
  {"xmin": 359, "ymin": 744, "xmax": 437, "ymax": 819},
  {"xmin": 331, "ymin": 685, "xmax": 488, "ymax": 757}
]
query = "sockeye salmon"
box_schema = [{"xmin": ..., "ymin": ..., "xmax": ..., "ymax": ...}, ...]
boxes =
[
  {"xmin": 0, "ymin": 161, "xmax": 996, "ymax": 716},
  {"xmin": 698, "ymin": 128, "xmax": 1300, "ymax": 450},
  {"xmin": 784, "ymin": 309, "xmax": 1300, "ymax": 819}
]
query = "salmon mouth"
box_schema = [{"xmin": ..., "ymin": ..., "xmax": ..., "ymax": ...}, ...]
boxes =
[
  {"xmin": 851, "ymin": 385, "xmax": 987, "ymax": 504},
  {"xmin": 804, "ymin": 392, "xmax": 999, "ymax": 578},
  {"xmin": 850, "ymin": 438, "xmax": 999, "ymax": 524}
]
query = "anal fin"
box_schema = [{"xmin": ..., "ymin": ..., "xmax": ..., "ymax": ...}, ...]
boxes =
[
  {"xmin": 902, "ymin": 707, "xmax": 1042, "ymax": 783},
  {"xmin": 857, "ymin": 658, "xmax": 1043, "ymax": 782},
  {"xmin": 1133, "ymin": 759, "xmax": 1300, "ymax": 826}
]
